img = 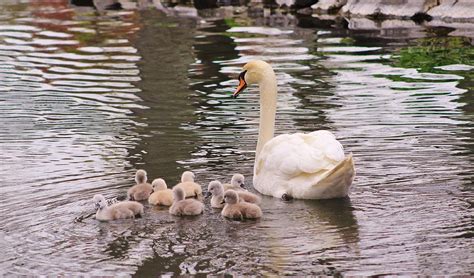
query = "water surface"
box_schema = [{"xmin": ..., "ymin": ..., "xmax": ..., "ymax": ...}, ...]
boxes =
[{"xmin": 0, "ymin": 1, "xmax": 473, "ymax": 276}]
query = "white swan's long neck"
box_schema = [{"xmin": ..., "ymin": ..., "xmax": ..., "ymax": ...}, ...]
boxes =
[{"xmin": 256, "ymin": 71, "xmax": 277, "ymax": 160}]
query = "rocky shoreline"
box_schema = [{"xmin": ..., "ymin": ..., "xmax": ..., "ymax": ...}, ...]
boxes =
[
  {"xmin": 312, "ymin": 0, "xmax": 474, "ymax": 23},
  {"xmin": 309, "ymin": 0, "xmax": 474, "ymax": 40},
  {"xmin": 71, "ymin": 0, "xmax": 474, "ymax": 39}
]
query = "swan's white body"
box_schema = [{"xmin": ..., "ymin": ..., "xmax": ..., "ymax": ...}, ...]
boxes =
[
  {"xmin": 254, "ymin": 131, "xmax": 355, "ymax": 199},
  {"xmin": 235, "ymin": 60, "xmax": 355, "ymax": 199}
]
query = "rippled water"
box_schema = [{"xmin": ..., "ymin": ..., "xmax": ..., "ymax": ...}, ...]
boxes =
[{"xmin": 1, "ymin": 1, "xmax": 473, "ymax": 276}]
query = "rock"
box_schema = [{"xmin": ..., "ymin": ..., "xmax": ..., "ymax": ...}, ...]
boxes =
[
  {"xmin": 341, "ymin": 0, "xmax": 438, "ymax": 18},
  {"xmin": 426, "ymin": 20, "xmax": 474, "ymax": 39},
  {"xmin": 71, "ymin": 0, "xmax": 94, "ymax": 6},
  {"xmin": 275, "ymin": 0, "xmax": 318, "ymax": 9},
  {"xmin": 93, "ymin": 0, "xmax": 122, "ymax": 10},
  {"xmin": 311, "ymin": 0, "xmax": 347, "ymax": 13},
  {"xmin": 194, "ymin": 0, "xmax": 218, "ymax": 10},
  {"xmin": 346, "ymin": 17, "xmax": 426, "ymax": 39},
  {"xmin": 427, "ymin": 0, "xmax": 474, "ymax": 22},
  {"xmin": 347, "ymin": 17, "xmax": 419, "ymax": 30}
]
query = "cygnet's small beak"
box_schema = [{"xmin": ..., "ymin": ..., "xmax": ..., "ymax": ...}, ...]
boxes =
[
  {"xmin": 240, "ymin": 183, "xmax": 245, "ymax": 189},
  {"xmin": 94, "ymin": 203, "xmax": 100, "ymax": 209},
  {"xmin": 232, "ymin": 71, "xmax": 247, "ymax": 98},
  {"xmin": 220, "ymin": 199, "xmax": 225, "ymax": 204},
  {"xmin": 205, "ymin": 192, "xmax": 212, "ymax": 198}
]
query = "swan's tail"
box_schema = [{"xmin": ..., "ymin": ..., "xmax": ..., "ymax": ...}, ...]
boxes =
[{"xmin": 311, "ymin": 153, "xmax": 355, "ymax": 199}]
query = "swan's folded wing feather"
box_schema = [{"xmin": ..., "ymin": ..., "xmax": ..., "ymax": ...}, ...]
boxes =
[{"xmin": 257, "ymin": 131, "xmax": 345, "ymax": 179}]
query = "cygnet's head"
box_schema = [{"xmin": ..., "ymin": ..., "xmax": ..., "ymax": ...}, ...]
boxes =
[
  {"xmin": 207, "ymin": 180, "xmax": 224, "ymax": 197},
  {"xmin": 231, "ymin": 174, "xmax": 245, "ymax": 188},
  {"xmin": 92, "ymin": 194, "xmax": 107, "ymax": 210},
  {"xmin": 223, "ymin": 190, "xmax": 239, "ymax": 205},
  {"xmin": 173, "ymin": 186, "xmax": 185, "ymax": 201},
  {"xmin": 181, "ymin": 171, "xmax": 195, "ymax": 182},
  {"xmin": 232, "ymin": 60, "xmax": 275, "ymax": 98},
  {"xmin": 152, "ymin": 178, "xmax": 167, "ymax": 191},
  {"xmin": 135, "ymin": 169, "xmax": 147, "ymax": 184}
]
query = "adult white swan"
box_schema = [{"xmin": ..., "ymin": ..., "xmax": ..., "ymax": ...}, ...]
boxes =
[{"xmin": 232, "ymin": 60, "xmax": 355, "ymax": 200}]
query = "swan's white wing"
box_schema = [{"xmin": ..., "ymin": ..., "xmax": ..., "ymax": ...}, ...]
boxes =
[{"xmin": 254, "ymin": 130, "xmax": 352, "ymax": 199}]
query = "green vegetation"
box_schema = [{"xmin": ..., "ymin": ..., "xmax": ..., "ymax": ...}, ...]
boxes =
[
  {"xmin": 224, "ymin": 18, "xmax": 240, "ymax": 28},
  {"xmin": 373, "ymin": 74, "xmax": 458, "ymax": 83},
  {"xmin": 224, "ymin": 32, "xmax": 261, "ymax": 38},
  {"xmin": 392, "ymin": 36, "xmax": 474, "ymax": 72},
  {"xmin": 340, "ymin": 37, "xmax": 356, "ymax": 45},
  {"xmin": 223, "ymin": 17, "xmax": 253, "ymax": 28},
  {"xmin": 75, "ymin": 32, "xmax": 99, "ymax": 44}
]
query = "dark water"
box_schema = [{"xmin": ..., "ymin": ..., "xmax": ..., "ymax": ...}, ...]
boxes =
[{"xmin": 0, "ymin": 1, "xmax": 473, "ymax": 276}]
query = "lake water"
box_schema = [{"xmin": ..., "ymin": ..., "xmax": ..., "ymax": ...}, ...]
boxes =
[{"xmin": 0, "ymin": 0, "xmax": 473, "ymax": 276}]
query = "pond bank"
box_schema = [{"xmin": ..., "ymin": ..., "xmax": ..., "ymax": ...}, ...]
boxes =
[
  {"xmin": 312, "ymin": 0, "xmax": 474, "ymax": 23},
  {"xmin": 73, "ymin": 0, "xmax": 474, "ymax": 40}
]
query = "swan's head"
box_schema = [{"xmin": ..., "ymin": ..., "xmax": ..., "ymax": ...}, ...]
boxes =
[
  {"xmin": 232, "ymin": 60, "xmax": 274, "ymax": 98},
  {"xmin": 181, "ymin": 171, "xmax": 195, "ymax": 182},
  {"xmin": 173, "ymin": 186, "xmax": 186, "ymax": 201},
  {"xmin": 230, "ymin": 173, "xmax": 245, "ymax": 188},
  {"xmin": 207, "ymin": 180, "xmax": 224, "ymax": 197},
  {"xmin": 92, "ymin": 194, "xmax": 107, "ymax": 210},
  {"xmin": 223, "ymin": 190, "xmax": 239, "ymax": 205},
  {"xmin": 135, "ymin": 169, "xmax": 147, "ymax": 184},
  {"xmin": 152, "ymin": 178, "xmax": 167, "ymax": 191}
]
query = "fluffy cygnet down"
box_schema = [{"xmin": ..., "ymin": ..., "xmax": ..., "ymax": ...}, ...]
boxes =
[
  {"xmin": 128, "ymin": 169, "xmax": 153, "ymax": 201},
  {"xmin": 148, "ymin": 178, "xmax": 173, "ymax": 206},
  {"xmin": 93, "ymin": 194, "xmax": 144, "ymax": 221},
  {"xmin": 207, "ymin": 181, "xmax": 261, "ymax": 209},
  {"xmin": 169, "ymin": 187, "xmax": 204, "ymax": 216},
  {"xmin": 174, "ymin": 171, "xmax": 202, "ymax": 199},
  {"xmin": 221, "ymin": 190, "xmax": 262, "ymax": 220},
  {"xmin": 222, "ymin": 173, "xmax": 247, "ymax": 191}
]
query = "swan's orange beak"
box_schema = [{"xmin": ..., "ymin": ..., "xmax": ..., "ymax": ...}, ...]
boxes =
[{"xmin": 232, "ymin": 71, "xmax": 247, "ymax": 98}]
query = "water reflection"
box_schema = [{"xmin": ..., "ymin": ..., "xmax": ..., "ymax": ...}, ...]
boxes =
[
  {"xmin": 0, "ymin": 0, "xmax": 473, "ymax": 276},
  {"xmin": 302, "ymin": 198, "xmax": 359, "ymax": 245},
  {"xmin": 130, "ymin": 9, "xmax": 199, "ymax": 180},
  {"xmin": 0, "ymin": 0, "xmax": 148, "ymax": 274}
]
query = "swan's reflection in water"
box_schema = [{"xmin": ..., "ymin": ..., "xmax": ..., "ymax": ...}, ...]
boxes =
[
  {"xmin": 257, "ymin": 196, "xmax": 359, "ymax": 274},
  {"xmin": 302, "ymin": 198, "xmax": 359, "ymax": 246}
]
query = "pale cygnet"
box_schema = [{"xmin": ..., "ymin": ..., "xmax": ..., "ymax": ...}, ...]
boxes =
[
  {"xmin": 174, "ymin": 171, "xmax": 202, "ymax": 199},
  {"xmin": 207, "ymin": 181, "xmax": 260, "ymax": 209},
  {"xmin": 181, "ymin": 171, "xmax": 194, "ymax": 183},
  {"xmin": 148, "ymin": 178, "xmax": 173, "ymax": 206},
  {"xmin": 169, "ymin": 187, "xmax": 204, "ymax": 216},
  {"xmin": 93, "ymin": 194, "xmax": 144, "ymax": 221},
  {"xmin": 127, "ymin": 169, "xmax": 153, "ymax": 201},
  {"xmin": 221, "ymin": 190, "xmax": 262, "ymax": 220},
  {"xmin": 222, "ymin": 173, "xmax": 247, "ymax": 191},
  {"xmin": 207, "ymin": 180, "xmax": 226, "ymax": 209}
]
